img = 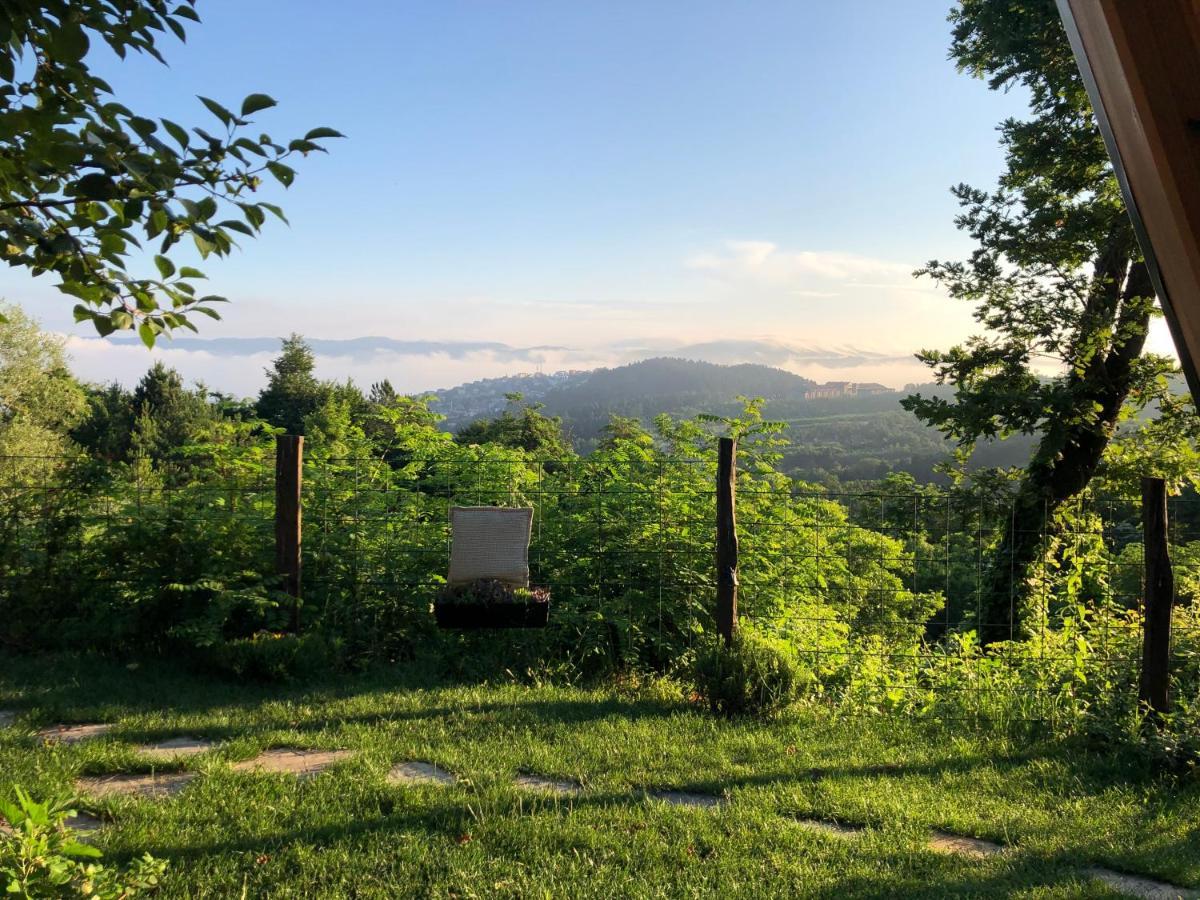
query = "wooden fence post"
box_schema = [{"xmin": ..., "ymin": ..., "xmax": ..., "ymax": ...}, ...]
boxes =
[
  {"xmin": 1139, "ymin": 476, "xmax": 1173, "ymax": 718},
  {"xmin": 716, "ymin": 437, "xmax": 739, "ymax": 647},
  {"xmin": 275, "ymin": 434, "xmax": 304, "ymax": 632}
]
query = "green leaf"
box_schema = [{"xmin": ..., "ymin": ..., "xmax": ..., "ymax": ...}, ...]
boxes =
[
  {"xmin": 304, "ymin": 126, "xmax": 345, "ymax": 140},
  {"xmin": 178, "ymin": 266, "xmax": 206, "ymax": 279},
  {"xmin": 260, "ymin": 203, "xmax": 289, "ymax": 224},
  {"xmin": 74, "ymin": 173, "xmax": 117, "ymax": 200},
  {"xmin": 138, "ymin": 320, "xmax": 157, "ymax": 348},
  {"xmin": 193, "ymin": 232, "xmax": 217, "ymax": 258},
  {"xmin": 241, "ymin": 93, "xmax": 277, "ymax": 116},
  {"xmin": 198, "ymin": 96, "xmax": 234, "ymax": 127},
  {"xmin": 266, "ymin": 162, "xmax": 295, "ymax": 188},
  {"xmin": 154, "ymin": 255, "xmax": 175, "ymax": 279},
  {"xmin": 162, "ymin": 119, "xmax": 190, "ymax": 148},
  {"xmin": 50, "ymin": 23, "xmax": 89, "ymax": 62}
]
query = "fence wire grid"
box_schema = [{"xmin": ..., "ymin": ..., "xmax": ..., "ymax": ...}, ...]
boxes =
[{"xmin": 1, "ymin": 449, "xmax": 1197, "ymax": 722}]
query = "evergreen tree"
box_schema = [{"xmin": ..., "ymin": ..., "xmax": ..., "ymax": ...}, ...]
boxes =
[
  {"xmin": 128, "ymin": 362, "xmax": 214, "ymax": 458},
  {"xmin": 256, "ymin": 335, "xmax": 330, "ymax": 435}
]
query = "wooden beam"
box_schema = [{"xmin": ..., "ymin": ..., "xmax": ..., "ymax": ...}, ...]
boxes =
[
  {"xmin": 275, "ymin": 434, "xmax": 304, "ymax": 632},
  {"xmin": 1139, "ymin": 476, "xmax": 1174, "ymax": 717},
  {"xmin": 716, "ymin": 437, "xmax": 739, "ymax": 647},
  {"xmin": 1058, "ymin": 0, "xmax": 1200, "ymax": 399}
]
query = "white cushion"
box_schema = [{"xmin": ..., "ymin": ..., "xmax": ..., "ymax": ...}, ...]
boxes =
[{"xmin": 448, "ymin": 506, "xmax": 533, "ymax": 587}]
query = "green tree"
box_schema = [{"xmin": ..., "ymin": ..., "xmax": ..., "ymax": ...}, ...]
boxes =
[
  {"xmin": 0, "ymin": 302, "xmax": 85, "ymax": 457},
  {"xmin": 256, "ymin": 334, "xmax": 329, "ymax": 435},
  {"xmin": 456, "ymin": 393, "xmax": 574, "ymax": 460},
  {"xmin": 72, "ymin": 381, "xmax": 133, "ymax": 460},
  {"xmin": 0, "ymin": 1, "xmax": 341, "ymax": 342},
  {"xmin": 903, "ymin": 0, "xmax": 1173, "ymax": 643},
  {"xmin": 127, "ymin": 362, "xmax": 214, "ymax": 458}
]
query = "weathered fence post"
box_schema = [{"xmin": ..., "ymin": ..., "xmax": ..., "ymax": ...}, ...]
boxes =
[
  {"xmin": 275, "ymin": 434, "xmax": 304, "ymax": 632},
  {"xmin": 716, "ymin": 437, "xmax": 739, "ymax": 647},
  {"xmin": 1139, "ymin": 476, "xmax": 1173, "ymax": 718}
]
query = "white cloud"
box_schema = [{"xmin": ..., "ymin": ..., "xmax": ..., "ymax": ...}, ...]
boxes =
[{"xmin": 687, "ymin": 241, "xmax": 914, "ymax": 287}]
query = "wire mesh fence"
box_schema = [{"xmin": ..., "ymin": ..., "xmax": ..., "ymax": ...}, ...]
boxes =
[{"xmin": 1, "ymin": 447, "xmax": 1198, "ymax": 722}]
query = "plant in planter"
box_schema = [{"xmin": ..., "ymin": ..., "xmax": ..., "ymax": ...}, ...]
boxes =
[
  {"xmin": 434, "ymin": 506, "xmax": 550, "ymax": 629},
  {"xmin": 434, "ymin": 579, "xmax": 551, "ymax": 629}
]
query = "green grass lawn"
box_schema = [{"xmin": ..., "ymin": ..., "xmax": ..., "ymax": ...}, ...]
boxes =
[{"xmin": 2, "ymin": 656, "xmax": 1198, "ymax": 898}]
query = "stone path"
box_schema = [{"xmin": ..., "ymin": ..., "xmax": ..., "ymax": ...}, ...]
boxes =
[
  {"xmin": 649, "ymin": 790, "xmax": 723, "ymax": 808},
  {"xmin": 65, "ymin": 813, "xmax": 104, "ymax": 834},
  {"xmin": 38, "ymin": 723, "xmax": 113, "ymax": 744},
  {"xmin": 928, "ymin": 830, "xmax": 1008, "ymax": 859},
  {"xmin": 76, "ymin": 772, "xmax": 196, "ymax": 800},
  {"xmin": 792, "ymin": 817, "xmax": 864, "ymax": 837},
  {"xmin": 0, "ymin": 711, "xmax": 14, "ymax": 728},
  {"xmin": 387, "ymin": 761, "xmax": 455, "ymax": 786},
  {"xmin": 514, "ymin": 774, "xmax": 582, "ymax": 796},
  {"xmin": 232, "ymin": 749, "xmax": 353, "ymax": 778},
  {"xmin": 136, "ymin": 737, "xmax": 216, "ymax": 761},
  {"xmin": 14, "ymin": 731, "xmax": 1199, "ymax": 899},
  {"xmin": 1083, "ymin": 868, "xmax": 1199, "ymax": 900}
]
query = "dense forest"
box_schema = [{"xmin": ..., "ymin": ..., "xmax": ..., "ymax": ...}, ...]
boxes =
[
  {"xmin": 3, "ymin": 306, "xmax": 1199, "ymax": 750},
  {"xmin": 431, "ymin": 357, "xmax": 1035, "ymax": 481}
]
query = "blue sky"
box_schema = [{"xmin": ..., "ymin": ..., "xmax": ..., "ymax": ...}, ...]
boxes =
[{"xmin": 11, "ymin": 0, "xmax": 1160, "ymax": 394}]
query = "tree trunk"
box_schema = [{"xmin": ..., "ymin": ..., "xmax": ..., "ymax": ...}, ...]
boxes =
[{"xmin": 978, "ymin": 259, "xmax": 1152, "ymax": 645}]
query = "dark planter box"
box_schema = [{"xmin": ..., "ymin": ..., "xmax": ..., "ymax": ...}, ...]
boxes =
[{"xmin": 434, "ymin": 599, "xmax": 550, "ymax": 629}]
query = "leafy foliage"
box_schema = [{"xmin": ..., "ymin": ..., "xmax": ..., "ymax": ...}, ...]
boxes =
[
  {"xmin": 691, "ymin": 629, "xmax": 802, "ymax": 717},
  {"xmin": 901, "ymin": 0, "xmax": 1198, "ymax": 642},
  {"xmin": 0, "ymin": 786, "xmax": 166, "ymax": 897},
  {"xmin": 0, "ymin": 1, "xmax": 341, "ymax": 341}
]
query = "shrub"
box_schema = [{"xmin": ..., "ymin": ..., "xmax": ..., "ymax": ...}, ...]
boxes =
[
  {"xmin": 0, "ymin": 786, "xmax": 167, "ymax": 897},
  {"xmin": 691, "ymin": 629, "xmax": 802, "ymax": 717},
  {"xmin": 204, "ymin": 631, "xmax": 343, "ymax": 682}
]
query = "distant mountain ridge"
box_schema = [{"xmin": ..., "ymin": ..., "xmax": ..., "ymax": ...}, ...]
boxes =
[{"xmin": 428, "ymin": 356, "xmax": 885, "ymax": 434}]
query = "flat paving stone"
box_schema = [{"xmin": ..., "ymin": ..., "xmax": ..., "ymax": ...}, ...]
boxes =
[
  {"xmin": 76, "ymin": 772, "xmax": 196, "ymax": 800},
  {"xmin": 794, "ymin": 817, "xmax": 864, "ymax": 837},
  {"xmin": 0, "ymin": 711, "xmax": 14, "ymax": 728},
  {"xmin": 135, "ymin": 736, "xmax": 215, "ymax": 761},
  {"xmin": 232, "ymin": 749, "xmax": 353, "ymax": 778},
  {"xmin": 387, "ymin": 761, "xmax": 455, "ymax": 786},
  {"xmin": 65, "ymin": 813, "xmax": 104, "ymax": 835},
  {"xmin": 649, "ymin": 790, "xmax": 723, "ymax": 808},
  {"xmin": 1084, "ymin": 867, "xmax": 1199, "ymax": 900},
  {"xmin": 3, "ymin": 811, "xmax": 104, "ymax": 837},
  {"xmin": 514, "ymin": 774, "xmax": 582, "ymax": 796},
  {"xmin": 928, "ymin": 831, "xmax": 1008, "ymax": 858},
  {"xmin": 38, "ymin": 723, "xmax": 113, "ymax": 744}
]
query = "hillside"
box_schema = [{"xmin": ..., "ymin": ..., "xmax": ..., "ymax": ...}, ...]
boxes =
[
  {"xmin": 427, "ymin": 357, "xmax": 1019, "ymax": 481},
  {"xmin": 430, "ymin": 358, "xmax": 820, "ymax": 433}
]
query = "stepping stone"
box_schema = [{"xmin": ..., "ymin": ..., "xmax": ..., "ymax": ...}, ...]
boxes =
[
  {"xmin": 650, "ymin": 790, "xmax": 723, "ymax": 808},
  {"xmin": 65, "ymin": 812, "xmax": 104, "ymax": 835},
  {"xmin": 928, "ymin": 831, "xmax": 1007, "ymax": 858},
  {"xmin": 38, "ymin": 723, "xmax": 113, "ymax": 744},
  {"xmin": 135, "ymin": 737, "xmax": 215, "ymax": 761},
  {"xmin": 0, "ymin": 711, "xmax": 14, "ymax": 728},
  {"xmin": 794, "ymin": 817, "xmax": 863, "ymax": 837},
  {"xmin": 387, "ymin": 761, "xmax": 455, "ymax": 786},
  {"xmin": 3, "ymin": 811, "xmax": 104, "ymax": 836},
  {"xmin": 76, "ymin": 772, "xmax": 196, "ymax": 800},
  {"xmin": 1084, "ymin": 867, "xmax": 1199, "ymax": 900},
  {"xmin": 514, "ymin": 774, "xmax": 582, "ymax": 796},
  {"xmin": 232, "ymin": 749, "xmax": 353, "ymax": 778}
]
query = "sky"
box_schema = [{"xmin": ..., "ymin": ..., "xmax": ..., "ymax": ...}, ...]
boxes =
[{"xmin": 0, "ymin": 1, "xmax": 1178, "ymax": 395}]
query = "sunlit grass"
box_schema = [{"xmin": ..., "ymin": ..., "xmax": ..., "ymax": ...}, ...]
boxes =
[{"xmin": 1, "ymin": 655, "xmax": 1196, "ymax": 898}]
